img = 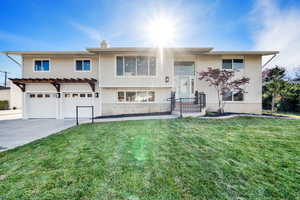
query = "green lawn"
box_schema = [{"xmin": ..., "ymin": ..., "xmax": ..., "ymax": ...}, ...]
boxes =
[
  {"xmin": 263, "ymin": 110, "xmax": 300, "ymax": 119},
  {"xmin": 1, "ymin": 117, "xmax": 300, "ymax": 200}
]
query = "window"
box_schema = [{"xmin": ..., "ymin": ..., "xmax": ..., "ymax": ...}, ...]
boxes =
[
  {"xmin": 118, "ymin": 91, "xmax": 125, "ymax": 102},
  {"xmin": 118, "ymin": 91, "xmax": 155, "ymax": 102},
  {"xmin": 29, "ymin": 94, "xmax": 35, "ymax": 98},
  {"xmin": 136, "ymin": 91, "xmax": 147, "ymax": 102},
  {"xmin": 76, "ymin": 60, "xmax": 91, "ymax": 71},
  {"xmin": 117, "ymin": 56, "xmax": 124, "ymax": 76},
  {"xmin": 148, "ymin": 91, "xmax": 155, "ymax": 102},
  {"xmin": 64, "ymin": 93, "xmax": 71, "ymax": 98},
  {"xmin": 34, "ymin": 60, "xmax": 50, "ymax": 71},
  {"xmin": 174, "ymin": 62, "xmax": 195, "ymax": 76},
  {"xmin": 149, "ymin": 57, "xmax": 156, "ymax": 76},
  {"xmin": 45, "ymin": 94, "xmax": 50, "ymax": 98},
  {"xmin": 87, "ymin": 93, "xmax": 93, "ymax": 98},
  {"xmin": 37, "ymin": 94, "xmax": 43, "ymax": 98},
  {"xmin": 124, "ymin": 56, "xmax": 136, "ymax": 76},
  {"xmin": 222, "ymin": 91, "xmax": 244, "ymax": 101},
  {"xmin": 222, "ymin": 59, "xmax": 244, "ymax": 70},
  {"xmin": 72, "ymin": 93, "xmax": 79, "ymax": 98},
  {"xmin": 116, "ymin": 56, "xmax": 156, "ymax": 76},
  {"xmin": 137, "ymin": 56, "xmax": 148, "ymax": 75},
  {"xmin": 233, "ymin": 91, "xmax": 244, "ymax": 101},
  {"xmin": 126, "ymin": 91, "xmax": 136, "ymax": 102},
  {"xmin": 80, "ymin": 93, "xmax": 86, "ymax": 98}
]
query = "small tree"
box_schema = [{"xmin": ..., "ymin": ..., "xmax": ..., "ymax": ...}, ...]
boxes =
[
  {"xmin": 198, "ymin": 67, "xmax": 250, "ymax": 114},
  {"xmin": 262, "ymin": 66, "xmax": 286, "ymax": 112}
]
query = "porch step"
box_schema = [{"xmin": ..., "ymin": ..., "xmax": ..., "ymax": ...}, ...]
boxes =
[
  {"xmin": 173, "ymin": 104, "xmax": 204, "ymax": 112},
  {"xmin": 172, "ymin": 108, "xmax": 206, "ymax": 118}
]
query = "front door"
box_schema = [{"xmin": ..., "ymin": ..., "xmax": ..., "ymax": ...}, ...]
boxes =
[
  {"xmin": 176, "ymin": 76, "xmax": 192, "ymax": 98},
  {"xmin": 174, "ymin": 62, "xmax": 195, "ymax": 99}
]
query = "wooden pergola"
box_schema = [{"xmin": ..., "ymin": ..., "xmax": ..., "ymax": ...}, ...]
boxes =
[{"xmin": 9, "ymin": 78, "xmax": 97, "ymax": 92}]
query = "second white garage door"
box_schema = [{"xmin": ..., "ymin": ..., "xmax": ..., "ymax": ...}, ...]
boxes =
[{"xmin": 62, "ymin": 92, "xmax": 94, "ymax": 118}]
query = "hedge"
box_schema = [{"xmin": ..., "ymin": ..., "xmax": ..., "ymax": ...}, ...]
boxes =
[{"xmin": 0, "ymin": 100, "xmax": 9, "ymax": 110}]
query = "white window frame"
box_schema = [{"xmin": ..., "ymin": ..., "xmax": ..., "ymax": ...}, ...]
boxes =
[
  {"xmin": 117, "ymin": 90, "xmax": 155, "ymax": 103},
  {"xmin": 74, "ymin": 58, "xmax": 92, "ymax": 72},
  {"xmin": 222, "ymin": 58, "xmax": 244, "ymax": 70},
  {"xmin": 33, "ymin": 58, "xmax": 51, "ymax": 72},
  {"xmin": 115, "ymin": 55, "xmax": 157, "ymax": 77}
]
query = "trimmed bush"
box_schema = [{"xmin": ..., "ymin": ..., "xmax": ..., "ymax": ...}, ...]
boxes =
[{"xmin": 0, "ymin": 100, "xmax": 9, "ymax": 110}]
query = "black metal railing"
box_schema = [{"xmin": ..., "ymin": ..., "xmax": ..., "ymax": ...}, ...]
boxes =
[
  {"xmin": 76, "ymin": 106, "xmax": 94, "ymax": 125},
  {"xmin": 169, "ymin": 91, "xmax": 206, "ymax": 117}
]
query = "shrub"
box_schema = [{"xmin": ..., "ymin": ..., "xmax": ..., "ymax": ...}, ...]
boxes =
[{"xmin": 0, "ymin": 100, "xmax": 9, "ymax": 110}]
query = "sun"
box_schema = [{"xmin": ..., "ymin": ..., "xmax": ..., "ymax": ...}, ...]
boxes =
[{"xmin": 146, "ymin": 15, "xmax": 177, "ymax": 47}]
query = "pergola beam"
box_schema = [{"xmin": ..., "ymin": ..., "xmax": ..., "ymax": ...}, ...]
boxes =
[{"xmin": 9, "ymin": 78, "xmax": 97, "ymax": 92}]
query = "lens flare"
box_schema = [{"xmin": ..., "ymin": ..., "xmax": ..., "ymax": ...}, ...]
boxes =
[{"xmin": 146, "ymin": 15, "xmax": 177, "ymax": 47}]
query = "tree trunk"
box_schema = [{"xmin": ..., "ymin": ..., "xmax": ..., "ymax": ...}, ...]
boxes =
[
  {"xmin": 271, "ymin": 93, "xmax": 275, "ymax": 113},
  {"xmin": 217, "ymin": 89, "xmax": 224, "ymax": 115}
]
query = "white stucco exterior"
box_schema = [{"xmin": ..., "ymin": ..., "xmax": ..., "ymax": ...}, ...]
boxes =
[{"xmin": 5, "ymin": 47, "xmax": 278, "ymax": 118}]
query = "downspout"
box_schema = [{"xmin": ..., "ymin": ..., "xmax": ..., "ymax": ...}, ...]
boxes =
[{"xmin": 262, "ymin": 53, "xmax": 277, "ymax": 68}]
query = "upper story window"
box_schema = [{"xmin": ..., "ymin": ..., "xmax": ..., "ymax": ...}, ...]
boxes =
[
  {"xmin": 222, "ymin": 91, "xmax": 244, "ymax": 101},
  {"xmin": 174, "ymin": 62, "xmax": 195, "ymax": 76},
  {"xmin": 116, "ymin": 56, "xmax": 156, "ymax": 76},
  {"xmin": 34, "ymin": 60, "xmax": 50, "ymax": 71},
  {"xmin": 222, "ymin": 59, "xmax": 244, "ymax": 70},
  {"xmin": 76, "ymin": 60, "xmax": 91, "ymax": 71}
]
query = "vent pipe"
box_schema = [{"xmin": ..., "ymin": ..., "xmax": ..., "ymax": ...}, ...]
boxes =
[{"xmin": 100, "ymin": 40, "xmax": 109, "ymax": 48}]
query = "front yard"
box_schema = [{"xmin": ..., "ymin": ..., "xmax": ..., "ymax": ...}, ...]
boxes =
[{"xmin": 0, "ymin": 117, "xmax": 299, "ymax": 199}]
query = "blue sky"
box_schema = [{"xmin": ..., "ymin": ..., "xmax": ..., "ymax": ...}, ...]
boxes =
[{"xmin": 1, "ymin": 0, "xmax": 300, "ymax": 82}]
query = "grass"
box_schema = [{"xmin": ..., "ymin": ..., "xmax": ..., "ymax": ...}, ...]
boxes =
[
  {"xmin": 0, "ymin": 117, "xmax": 300, "ymax": 200},
  {"xmin": 263, "ymin": 110, "xmax": 300, "ymax": 119}
]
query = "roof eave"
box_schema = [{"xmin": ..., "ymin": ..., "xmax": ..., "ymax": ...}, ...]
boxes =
[
  {"xmin": 205, "ymin": 51, "xmax": 279, "ymax": 56},
  {"xmin": 2, "ymin": 51, "xmax": 94, "ymax": 55}
]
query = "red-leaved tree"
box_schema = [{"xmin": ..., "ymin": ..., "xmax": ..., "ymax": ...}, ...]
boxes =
[{"xmin": 198, "ymin": 68, "xmax": 250, "ymax": 114}]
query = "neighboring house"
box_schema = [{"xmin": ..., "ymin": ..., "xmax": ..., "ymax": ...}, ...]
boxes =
[
  {"xmin": 0, "ymin": 82, "xmax": 22, "ymax": 110},
  {"xmin": 0, "ymin": 86, "xmax": 10, "ymax": 102},
  {"xmin": 3, "ymin": 41, "xmax": 278, "ymax": 119}
]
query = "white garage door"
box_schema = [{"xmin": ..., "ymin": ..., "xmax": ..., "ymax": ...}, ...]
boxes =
[
  {"xmin": 62, "ymin": 92, "xmax": 94, "ymax": 118},
  {"xmin": 26, "ymin": 93, "xmax": 57, "ymax": 118}
]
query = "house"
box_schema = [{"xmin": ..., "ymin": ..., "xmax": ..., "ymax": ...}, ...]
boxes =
[
  {"xmin": 0, "ymin": 82, "xmax": 22, "ymax": 110},
  {"xmin": 3, "ymin": 41, "xmax": 279, "ymax": 119}
]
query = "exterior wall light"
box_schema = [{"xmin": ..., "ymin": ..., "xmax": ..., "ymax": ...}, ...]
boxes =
[{"xmin": 165, "ymin": 76, "xmax": 170, "ymax": 83}]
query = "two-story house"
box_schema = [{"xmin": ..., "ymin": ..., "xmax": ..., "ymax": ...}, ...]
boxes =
[{"xmin": 4, "ymin": 41, "xmax": 278, "ymax": 119}]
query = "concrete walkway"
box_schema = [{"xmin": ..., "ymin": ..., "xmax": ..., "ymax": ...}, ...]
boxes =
[{"xmin": 88, "ymin": 115, "xmax": 178, "ymax": 123}]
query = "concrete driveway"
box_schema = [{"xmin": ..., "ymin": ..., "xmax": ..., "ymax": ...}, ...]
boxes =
[{"xmin": 0, "ymin": 119, "xmax": 76, "ymax": 152}]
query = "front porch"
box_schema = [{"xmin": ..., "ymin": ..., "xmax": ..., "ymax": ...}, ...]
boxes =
[{"xmin": 170, "ymin": 91, "xmax": 206, "ymax": 117}]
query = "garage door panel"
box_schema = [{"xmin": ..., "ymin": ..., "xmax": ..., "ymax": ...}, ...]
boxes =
[
  {"xmin": 27, "ymin": 93, "xmax": 57, "ymax": 118},
  {"xmin": 62, "ymin": 92, "xmax": 94, "ymax": 118}
]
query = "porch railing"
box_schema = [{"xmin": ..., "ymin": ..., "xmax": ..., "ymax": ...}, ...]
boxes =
[{"xmin": 169, "ymin": 91, "xmax": 206, "ymax": 117}]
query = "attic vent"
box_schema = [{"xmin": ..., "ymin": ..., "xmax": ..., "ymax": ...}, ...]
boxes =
[{"xmin": 101, "ymin": 40, "xmax": 109, "ymax": 48}]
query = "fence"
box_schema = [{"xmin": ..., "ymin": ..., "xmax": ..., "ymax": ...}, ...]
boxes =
[{"xmin": 169, "ymin": 91, "xmax": 206, "ymax": 117}]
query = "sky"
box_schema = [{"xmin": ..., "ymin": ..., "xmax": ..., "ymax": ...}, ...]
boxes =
[{"xmin": 0, "ymin": 0, "xmax": 300, "ymax": 83}]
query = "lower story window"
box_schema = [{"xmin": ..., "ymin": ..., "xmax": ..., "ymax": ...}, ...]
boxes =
[
  {"xmin": 118, "ymin": 91, "xmax": 155, "ymax": 102},
  {"xmin": 222, "ymin": 91, "xmax": 244, "ymax": 101}
]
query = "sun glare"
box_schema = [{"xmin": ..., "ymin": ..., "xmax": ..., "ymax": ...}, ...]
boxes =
[{"xmin": 146, "ymin": 16, "xmax": 177, "ymax": 47}]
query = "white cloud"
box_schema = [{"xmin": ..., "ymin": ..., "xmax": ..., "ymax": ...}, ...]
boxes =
[
  {"xmin": 70, "ymin": 22, "xmax": 102, "ymax": 42},
  {"xmin": 251, "ymin": 0, "xmax": 300, "ymax": 70}
]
